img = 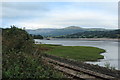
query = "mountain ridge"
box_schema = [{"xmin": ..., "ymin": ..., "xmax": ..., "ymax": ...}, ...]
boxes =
[
  {"xmin": 26, "ymin": 26, "xmax": 108, "ymax": 37},
  {"xmin": 63, "ymin": 26, "xmax": 82, "ymax": 29}
]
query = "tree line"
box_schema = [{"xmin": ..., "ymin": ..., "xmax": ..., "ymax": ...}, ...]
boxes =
[{"xmin": 54, "ymin": 29, "xmax": 120, "ymax": 38}]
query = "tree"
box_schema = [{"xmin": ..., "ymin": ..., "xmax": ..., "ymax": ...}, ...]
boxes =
[{"xmin": 2, "ymin": 25, "xmax": 34, "ymax": 54}]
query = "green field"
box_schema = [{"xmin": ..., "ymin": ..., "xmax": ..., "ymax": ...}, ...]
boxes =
[{"xmin": 38, "ymin": 44, "xmax": 106, "ymax": 61}]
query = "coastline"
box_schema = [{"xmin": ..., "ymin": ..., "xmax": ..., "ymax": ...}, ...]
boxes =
[
  {"xmin": 49, "ymin": 38, "xmax": 119, "ymax": 42},
  {"xmin": 34, "ymin": 39, "xmax": 119, "ymax": 70}
]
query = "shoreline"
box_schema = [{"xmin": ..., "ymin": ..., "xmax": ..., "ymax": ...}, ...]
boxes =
[
  {"xmin": 46, "ymin": 38, "xmax": 119, "ymax": 42},
  {"xmin": 34, "ymin": 39, "xmax": 119, "ymax": 70}
]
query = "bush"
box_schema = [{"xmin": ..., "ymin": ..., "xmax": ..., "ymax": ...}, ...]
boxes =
[
  {"xmin": 2, "ymin": 26, "xmax": 34, "ymax": 54},
  {"xmin": 2, "ymin": 26, "xmax": 64, "ymax": 79}
]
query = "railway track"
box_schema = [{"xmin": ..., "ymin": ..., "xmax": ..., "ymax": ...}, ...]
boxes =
[{"xmin": 42, "ymin": 55, "xmax": 119, "ymax": 80}]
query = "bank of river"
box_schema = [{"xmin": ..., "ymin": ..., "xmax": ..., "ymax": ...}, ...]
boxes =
[
  {"xmin": 35, "ymin": 39, "xmax": 119, "ymax": 70},
  {"xmin": 46, "ymin": 38, "xmax": 119, "ymax": 41}
]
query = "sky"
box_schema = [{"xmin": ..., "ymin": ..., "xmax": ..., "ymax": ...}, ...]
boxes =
[{"xmin": 1, "ymin": 1, "xmax": 118, "ymax": 29}]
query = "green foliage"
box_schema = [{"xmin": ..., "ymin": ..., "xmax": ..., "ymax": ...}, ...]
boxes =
[
  {"xmin": 38, "ymin": 44, "xmax": 105, "ymax": 61},
  {"xmin": 31, "ymin": 34, "xmax": 44, "ymax": 39},
  {"xmin": 2, "ymin": 26, "xmax": 64, "ymax": 79},
  {"xmin": 2, "ymin": 26, "xmax": 34, "ymax": 54},
  {"xmin": 3, "ymin": 51, "xmax": 64, "ymax": 78}
]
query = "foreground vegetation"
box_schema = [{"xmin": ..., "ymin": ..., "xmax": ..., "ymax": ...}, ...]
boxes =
[
  {"xmin": 37, "ymin": 44, "xmax": 105, "ymax": 61},
  {"xmin": 2, "ymin": 26, "xmax": 64, "ymax": 79}
]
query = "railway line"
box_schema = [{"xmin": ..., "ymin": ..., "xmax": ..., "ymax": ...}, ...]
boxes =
[{"xmin": 42, "ymin": 54, "xmax": 120, "ymax": 80}]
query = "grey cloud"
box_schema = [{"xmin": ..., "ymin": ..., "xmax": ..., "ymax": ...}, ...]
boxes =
[
  {"xmin": 2, "ymin": 2, "xmax": 50, "ymax": 11},
  {"xmin": 2, "ymin": 2, "xmax": 50, "ymax": 20}
]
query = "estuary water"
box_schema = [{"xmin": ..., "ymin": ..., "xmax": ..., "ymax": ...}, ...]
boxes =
[{"xmin": 35, "ymin": 39, "xmax": 119, "ymax": 70}]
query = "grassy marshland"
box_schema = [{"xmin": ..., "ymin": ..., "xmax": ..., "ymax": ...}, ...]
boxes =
[{"xmin": 37, "ymin": 44, "xmax": 106, "ymax": 61}]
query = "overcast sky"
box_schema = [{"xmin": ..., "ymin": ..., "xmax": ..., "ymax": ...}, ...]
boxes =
[{"xmin": 1, "ymin": 2, "xmax": 118, "ymax": 29}]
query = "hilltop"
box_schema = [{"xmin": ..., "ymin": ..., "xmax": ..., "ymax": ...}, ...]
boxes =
[
  {"xmin": 63, "ymin": 26, "xmax": 82, "ymax": 29},
  {"xmin": 26, "ymin": 26, "xmax": 107, "ymax": 37}
]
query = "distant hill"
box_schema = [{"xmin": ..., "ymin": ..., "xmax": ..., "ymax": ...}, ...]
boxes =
[
  {"xmin": 57, "ymin": 29, "xmax": 120, "ymax": 38},
  {"xmin": 26, "ymin": 28, "xmax": 56, "ymax": 36},
  {"xmin": 63, "ymin": 26, "xmax": 82, "ymax": 29},
  {"xmin": 86, "ymin": 28, "xmax": 108, "ymax": 31},
  {"xmin": 26, "ymin": 26, "xmax": 108, "ymax": 37}
]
